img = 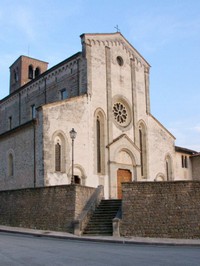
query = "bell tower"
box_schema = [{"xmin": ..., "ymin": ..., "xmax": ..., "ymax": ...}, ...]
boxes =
[{"xmin": 9, "ymin": 55, "xmax": 48, "ymax": 94}]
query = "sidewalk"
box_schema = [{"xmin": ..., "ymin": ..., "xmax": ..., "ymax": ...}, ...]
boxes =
[{"xmin": 0, "ymin": 225, "xmax": 200, "ymax": 246}]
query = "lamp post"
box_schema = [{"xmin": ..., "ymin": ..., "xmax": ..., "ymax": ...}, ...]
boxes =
[{"xmin": 69, "ymin": 128, "xmax": 77, "ymax": 184}]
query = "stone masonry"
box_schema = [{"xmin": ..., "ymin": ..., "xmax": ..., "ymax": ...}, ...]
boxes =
[
  {"xmin": 120, "ymin": 181, "xmax": 200, "ymax": 239},
  {"xmin": 0, "ymin": 185, "xmax": 95, "ymax": 233}
]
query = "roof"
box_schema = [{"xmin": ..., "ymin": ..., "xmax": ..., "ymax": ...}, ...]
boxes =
[{"xmin": 175, "ymin": 146, "xmax": 198, "ymax": 155}]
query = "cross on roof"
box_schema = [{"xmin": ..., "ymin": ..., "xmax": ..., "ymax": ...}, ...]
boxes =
[{"xmin": 114, "ymin": 25, "xmax": 120, "ymax": 32}]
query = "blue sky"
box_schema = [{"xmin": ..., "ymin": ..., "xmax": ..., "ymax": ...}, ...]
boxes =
[{"xmin": 0, "ymin": 0, "xmax": 199, "ymax": 151}]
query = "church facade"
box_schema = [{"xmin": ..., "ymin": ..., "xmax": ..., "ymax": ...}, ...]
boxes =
[{"xmin": 0, "ymin": 33, "xmax": 198, "ymax": 198}]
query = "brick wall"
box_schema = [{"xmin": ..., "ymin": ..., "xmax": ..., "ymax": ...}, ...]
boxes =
[
  {"xmin": 0, "ymin": 185, "xmax": 95, "ymax": 233},
  {"xmin": 120, "ymin": 181, "xmax": 200, "ymax": 239}
]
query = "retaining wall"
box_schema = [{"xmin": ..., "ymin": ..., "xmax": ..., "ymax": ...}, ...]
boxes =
[
  {"xmin": 0, "ymin": 185, "xmax": 95, "ymax": 233},
  {"xmin": 120, "ymin": 181, "xmax": 200, "ymax": 239}
]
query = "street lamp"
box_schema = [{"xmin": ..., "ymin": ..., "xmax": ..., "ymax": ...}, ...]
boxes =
[{"xmin": 69, "ymin": 128, "xmax": 77, "ymax": 184}]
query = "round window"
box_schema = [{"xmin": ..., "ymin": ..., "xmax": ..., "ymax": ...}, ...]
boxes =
[
  {"xmin": 112, "ymin": 100, "xmax": 131, "ymax": 128},
  {"xmin": 113, "ymin": 103, "xmax": 127, "ymax": 124}
]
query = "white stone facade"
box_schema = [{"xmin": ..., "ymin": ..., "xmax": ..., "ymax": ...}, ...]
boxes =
[{"xmin": 0, "ymin": 33, "xmax": 198, "ymax": 198}]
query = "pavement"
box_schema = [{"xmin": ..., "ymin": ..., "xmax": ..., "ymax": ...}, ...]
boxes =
[{"xmin": 0, "ymin": 225, "xmax": 200, "ymax": 246}]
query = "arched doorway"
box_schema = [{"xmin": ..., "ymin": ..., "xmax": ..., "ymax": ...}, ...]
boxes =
[{"xmin": 117, "ymin": 169, "xmax": 132, "ymax": 199}]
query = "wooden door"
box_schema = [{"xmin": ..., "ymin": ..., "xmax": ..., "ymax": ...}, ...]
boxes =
[{"xmin": 117, "ymin": 169, "xmax": 132, "ymax": 199}]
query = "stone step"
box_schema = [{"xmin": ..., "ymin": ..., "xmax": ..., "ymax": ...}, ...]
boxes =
[{"xmin": 83, "ymin": 199, "xmax": 122, "ymax": 236}]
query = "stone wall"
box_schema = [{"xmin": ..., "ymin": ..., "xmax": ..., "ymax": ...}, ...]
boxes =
[
  {"xmin": 0, "ymin": 185, "xmax": 95, "ymax": 233},
  {"xmin": 0, "ymin": 122, "xmax": 35, "ymax": 191},
  {"xmin": 120, "ymin": 181, "xmax": 200, "ymax": 239},
  {"xmin": 191, "ymin": 156, "xmax": 200, "ymax": 180}
]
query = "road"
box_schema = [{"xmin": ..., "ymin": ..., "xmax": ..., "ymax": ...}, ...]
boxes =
[{"xmin": 0, "ymin": 232, "xmax": 200, "ymax": 265}]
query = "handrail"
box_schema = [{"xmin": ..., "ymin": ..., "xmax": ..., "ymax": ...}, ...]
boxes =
[{"xmin": 74, "ymin": 185, "xmax": 104, "ymax": 236}]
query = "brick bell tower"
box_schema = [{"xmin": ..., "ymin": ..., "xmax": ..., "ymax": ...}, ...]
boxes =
[{"xmin": 9, "ymin": 55, "xmax": 48, "ymax": 94}]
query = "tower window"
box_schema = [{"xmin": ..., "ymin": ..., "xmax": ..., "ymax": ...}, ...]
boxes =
[
  {"xmin": 28, "ymin": 65, "xmax": 34, "ymax": 79},
  {"xmin": 35, "ymin": 67, "xmax": 41, "ymax": 78},
  {"xmin": 13, "ymin": 69, "xmax": 19, "ymax": 83}
]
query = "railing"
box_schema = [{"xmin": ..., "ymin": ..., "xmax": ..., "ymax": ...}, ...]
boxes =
[{"xmin": 73, "ymin": 185, "xmax": 104, "ymax": 236}]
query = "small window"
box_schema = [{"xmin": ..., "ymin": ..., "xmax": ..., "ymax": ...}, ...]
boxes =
[
  {"xmin": 61, "ymin": 89, "xmax": 67, "ymax": 100},
  {"xmin": 185, "ymin": 156, "xmax": 188, "ymax": 168},
  {"xmin": 35, "ymin": 67, "xmax": 40, "ymax": 78},
  {"xmin": 13, "ymin": 69, "xmax": 19, "ymax": 83},
  {"xmin": 8, "ymin": 153, "xmax": 14, "ymax": 177},
  {"xmin": 181, "ymin": 155, "xmax": 184, "ymax": 168},
  {"xmin": 31, "ymin": 105, "xmax": 36, "ymax": 119},
  {"xmin": 9, "ymin": 116, "xmax": 12, "ymax": 130},
  {"xmin": 116, "ymin": 56, "xmax": 124, "ymax": 66},
  {"xmin": 181, "ymin": 155, "xmax": 188, "ymax": 168}
]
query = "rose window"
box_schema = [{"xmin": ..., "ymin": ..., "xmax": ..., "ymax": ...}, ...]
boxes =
[{"xmin": 112, "ymin": 102, "xmax": 128, "ymax": 124}]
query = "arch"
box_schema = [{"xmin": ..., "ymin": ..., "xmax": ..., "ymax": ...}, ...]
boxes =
[
  {"xmin": 115, "ymin": 148, "xmax": 136, "ymax": 166},
  {"xmin": 138, "ymin": 120, "xmax": 148, "ymax": 179},
  {"xmin": 28, "ymin": 65, "xmax": 34, "ymax": 79},
  {"xmin": 94, "ymin": 108, "xmax": 106, "ymax": 174},
  {"xmin": 154, "ymin": 173, "xmax": 165, "ymax": 181},
  {"xmin": 52, "ymin": 131, "xmax": 67, "ymax": 173},
  {"xmin": 165, "ymin": 154, "xmax": 173, "ymax": 181},
  {"xmin": 35, "ymin": 67, "xmax": 41, "ymax": 77},
  {"xmin": 68, "ymin": 164, "xmax": 87, "ymax": 185}
]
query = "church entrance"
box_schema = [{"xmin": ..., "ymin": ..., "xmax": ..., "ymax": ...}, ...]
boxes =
[{"xmin": 117, "ymin": 169, "xmax": 132, "ymax": 199}]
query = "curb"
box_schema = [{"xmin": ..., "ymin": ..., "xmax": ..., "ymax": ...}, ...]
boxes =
[{"xmin": 1, "ymin": 226, "xmax": 200, "ymax": 247}]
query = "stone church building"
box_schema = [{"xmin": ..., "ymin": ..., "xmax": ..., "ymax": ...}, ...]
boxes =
[{"xmin": 0, "ymin": 33, "xmax": 199, "ymax": 199}]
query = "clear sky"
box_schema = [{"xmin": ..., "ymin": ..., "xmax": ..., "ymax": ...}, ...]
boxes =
[{"xmin": 0, "ymin": 0, "xmax": 199, "ymax": 151}]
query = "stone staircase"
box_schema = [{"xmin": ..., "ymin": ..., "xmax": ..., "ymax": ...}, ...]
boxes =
[{"xmin": 83, "ymin": 199, "xmax": 122, "ymax": 236}]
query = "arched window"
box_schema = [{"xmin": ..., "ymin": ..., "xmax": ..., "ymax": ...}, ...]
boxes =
[
  {"xmin": 139, "ymin": 122, "xmax": 147, "ymax": 178},
  {"xmin": 55, "ymin": 142, "xmax": 61, "ymax": 172},
  {"xmin": 28, "ymin": 65, "xmax": 34, "ymax": 79},
  {"xmin": 8, "ymin": 153, "xmax": 14, "ymax": 177},
  {"xmin": 13, "ymin": 68, "xmax": 19, "ymax": 83},
  {"xmin": 96, "ymin": 117, "xmax": 101, "ymax": 173},
  {"xmin": 53, "ymin": 132, "xmax": 66, "ymax": 173},
  {"xmin": 139, "ymin": 129, "xmax": 144, "ymax": 176},
  {"xmin": 35, "ymin": 67, "xmax": 40, "ymax": 78},
  {"xmin": 94, "ymin": 110, "xmax": 106, "ymax": 174}
]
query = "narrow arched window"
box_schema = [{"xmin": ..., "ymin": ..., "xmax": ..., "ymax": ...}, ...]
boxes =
[
  {"xmin": 8, "ymin": 153, "xmax": 14, "ymax": 177},
  {"xmin": 139, "ymin": 123, "xmax": 147, "ymax": 178},
  {"xmin": 28, "ymin": 65, "xmax": 34, "ymax": 79},
  {"xmin": 94, "ymin": 110, "xmax": 105, "ymax": 175},
  {"xmin": 55, "ymin": 142, "xmax": 61, "ymax": 172},
  {"xmin": 139, "ymin": 129, "xmax": 144, "ymax": 177},
  {"xmin": 166, "ymin": 161, "xmax": 169, "ymax": 180},
  {"xmin": 96, "ymin": 117, "xmax": 101, "ymax": 173},
  {"xmin": 185, "ymin": 156, "xmax": 188, "ymax": 168},
  {"xmin": 35, "ymin": 67, "xmax": 40, "ymax": 78}
]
